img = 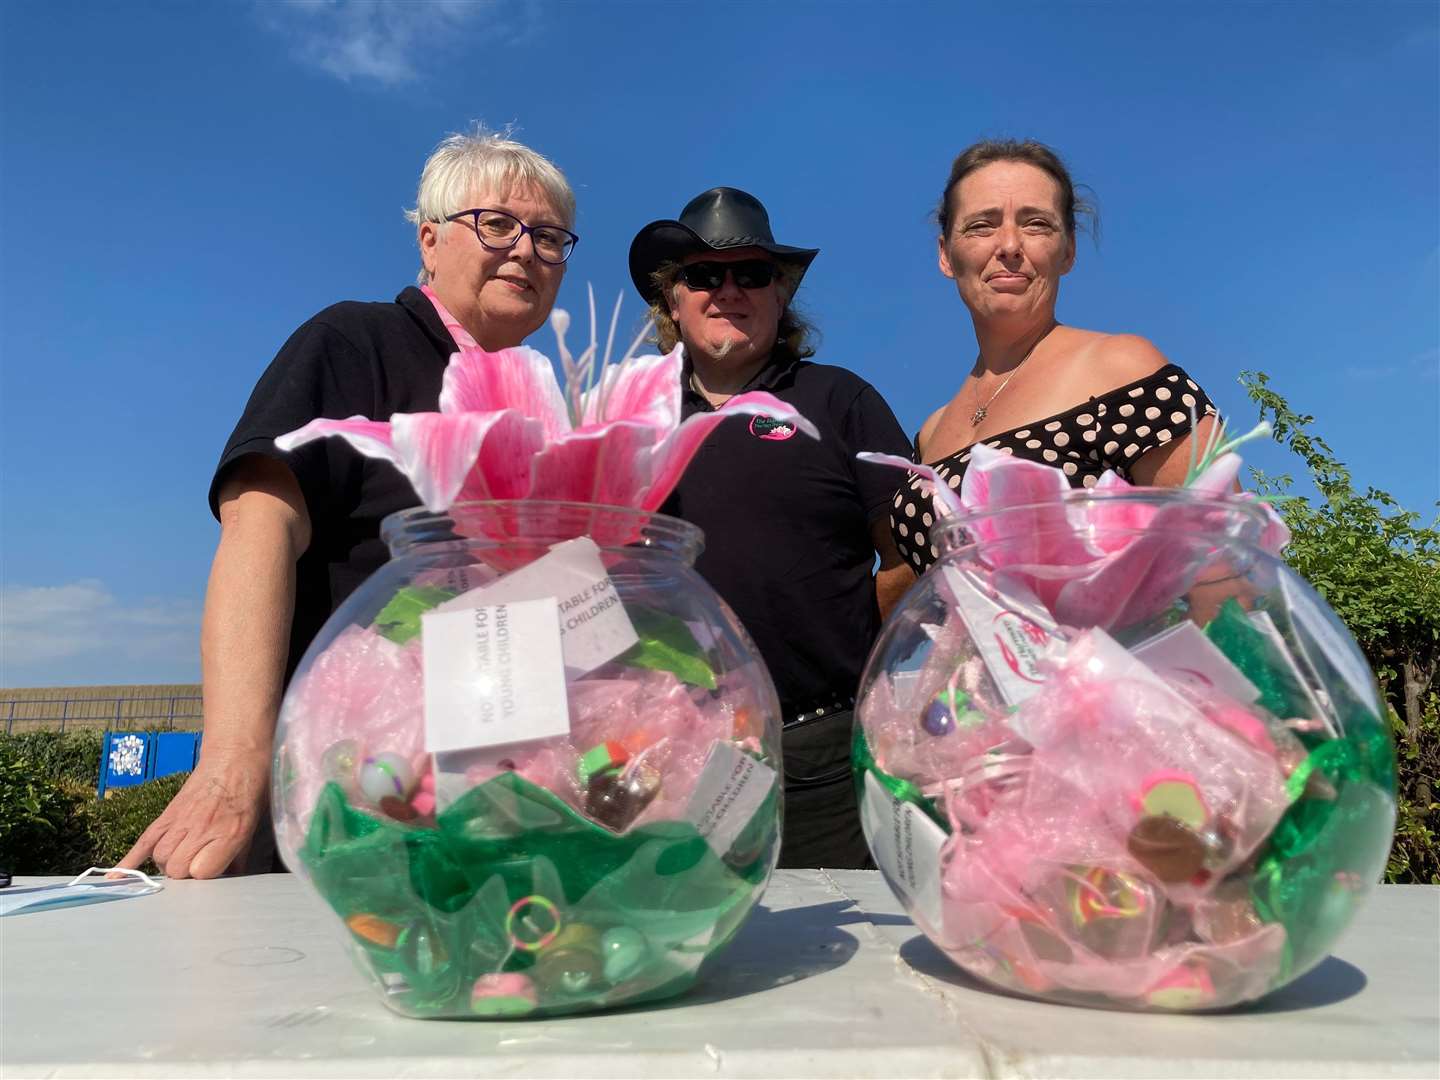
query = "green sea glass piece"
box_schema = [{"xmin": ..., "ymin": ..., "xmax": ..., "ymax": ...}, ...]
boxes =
[{"xmin": 374, "ymin": 585, "xmax": 456, "ymax": 644}]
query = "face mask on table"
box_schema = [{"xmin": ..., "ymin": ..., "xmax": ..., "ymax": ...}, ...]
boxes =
[{"xmin": 0, "ymin": 867, "xmax": 162, "ymax": 917}]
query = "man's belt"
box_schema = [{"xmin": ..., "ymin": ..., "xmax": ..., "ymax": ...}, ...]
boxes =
[{"xmin": 782, "ymin": 695, "xmax": 856, "ymax": 728}]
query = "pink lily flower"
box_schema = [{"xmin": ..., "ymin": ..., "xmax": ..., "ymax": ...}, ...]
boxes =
[
  {"xmin": 278, "ymin": 290, "xmax": 818, "ymax": 514},
  {"xmin": 957, "ymin": 438, "xmax": 1288, "ymax": 628},
  {"xmin": 856, "ymin": 452, "xmax": 964, "ymax": 520},
  {"xmin": 862, "ymin": 421, "xmax": 1289, "ymax": 630}
]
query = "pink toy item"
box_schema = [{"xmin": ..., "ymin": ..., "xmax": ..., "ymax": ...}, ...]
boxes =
[{"xmin": 470, "ymin": 972, "xmax": 539, "ymax": 1016}]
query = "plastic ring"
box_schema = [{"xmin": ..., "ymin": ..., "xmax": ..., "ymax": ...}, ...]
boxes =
[{"xmin": 506, "ymin": 895, "xmax": 561, "ymax": 952}]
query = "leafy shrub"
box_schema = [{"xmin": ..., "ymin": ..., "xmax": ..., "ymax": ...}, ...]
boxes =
[
  {"xmin": 89, "ymin": 772, "xmax": 189, "ymax": 869},
  {"xmin": 0, "ymin": 732, "xmax": 188, "ymax": 874},
  {"xmin": 1243, "ymin": 372, "xmax": 1440, "ymax": 883},
  {"xmin": 4, "ymin": 730, "xmax": 104, "ymax": 785},
  {"xmin": 0, "ymin": 732, "xmax": 104, "ymax": 873},
  {"xmin": 0, "ymin": 745, "xmax": 82, "ymax": 871}
]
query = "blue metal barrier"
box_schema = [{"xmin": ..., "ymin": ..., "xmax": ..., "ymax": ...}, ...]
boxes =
[
  {"xmin": 98, "ymin": 732, "xmax": 153, "ymax": 796},
  {"xmin": 96, "ymin": 731, "xmax": 201, "ymax": 796},
  {"xmin": 153, "ymin": 732, "xmax": 202, "ymax": 779}
]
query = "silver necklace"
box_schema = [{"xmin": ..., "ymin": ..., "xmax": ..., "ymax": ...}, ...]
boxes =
[{"xmin": 969, "ymin": 326, "xmax": 1053, "ymax": 425}]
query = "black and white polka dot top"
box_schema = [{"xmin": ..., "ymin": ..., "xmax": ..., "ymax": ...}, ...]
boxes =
[{"xmin": 891, "ymin": 364, "xmax": 1218, "ymax": 573}]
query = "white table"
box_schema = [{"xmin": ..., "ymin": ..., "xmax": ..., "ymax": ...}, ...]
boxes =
[{"xmin": 2, "ymin": 872, "xmax": 1436, "ymax": 1078}]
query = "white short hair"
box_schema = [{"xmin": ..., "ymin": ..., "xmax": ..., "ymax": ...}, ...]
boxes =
[{"xmin": 404, "ymin": 127, "xmax": 576, "ymax": 284}]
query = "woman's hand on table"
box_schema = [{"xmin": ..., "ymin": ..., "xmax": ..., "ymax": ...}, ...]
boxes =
[
  {"xmin": 116, "ymin": 747, "xmax": 270, "ymax": 879},
  {"xmin": 115, "ymin": 456, "xmax": 308, "ymax": 880}
]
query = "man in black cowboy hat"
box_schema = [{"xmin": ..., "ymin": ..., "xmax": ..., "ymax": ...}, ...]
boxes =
[{"xmin": 630, "ymin": 187, "xmax": 914, "ymax": 869}]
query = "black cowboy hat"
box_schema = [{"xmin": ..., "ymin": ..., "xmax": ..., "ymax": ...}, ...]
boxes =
[{"xmin": 628, "ymin": 187, "xmax": 819, "ymax": 304}]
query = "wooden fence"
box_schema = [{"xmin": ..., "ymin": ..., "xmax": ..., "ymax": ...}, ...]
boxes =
[{"xmin": 0, "ymin": 685, "xmax": 203, "ymax": 734}]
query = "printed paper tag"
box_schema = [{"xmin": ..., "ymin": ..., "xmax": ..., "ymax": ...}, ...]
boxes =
[
  {"xmin": 887, "ymin": 667, "xmax": 925, "ymax": 714},
  {"xmin": 1247, "ymin": 609, "xmax": 1338, "ymax": 737},
  {"xmin": 437, "ymin": 537, "xmax": 637, "ymax": 676},
  {"xmin": 941, "ymin": 566, "xmax": 1067, "ymax": 705},
  {"xmin": 683, "ymin": 742, "xmax": 777, "ymax": 856},
  {"xmin": 861, "ymin": 771, "xmax": 946, "ymax": 933},
  {"xmin": 1005, "ymin": 627, "xmax": 1205, "ymax": 747},
  {"xmin": 1133, "ymin": 620, "xmax": 1261, "ymax": 704},
  {"xmin": 1068, "ymin": 627, "xmax": 1194, "ymax": 700},
  {"xmin": 1276, "ymin": 576, "xmax": 1378, "ymax": 720},
  {"xmin": 431, "ymin": 747, "xmax": 484, "ymax": 812},
  {"xmin": 421, "ymin": 598, "xmax": 570, "ymax": 754},
  {"xmin": 434, "ymin": 564, "xmax": 499, "ymax": 595}
]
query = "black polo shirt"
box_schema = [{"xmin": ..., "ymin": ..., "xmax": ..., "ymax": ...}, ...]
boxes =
[
  {"xmin": 661, "ymin": 352, "xmax": 910, "ymax": 709},
  {"xmin": 210, "ymin": 286, "xmax": 456, "ymax": 678}
]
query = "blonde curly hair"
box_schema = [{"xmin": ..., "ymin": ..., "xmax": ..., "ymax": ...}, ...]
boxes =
[{"xmin": 644, "ymin": 259, "xmax": 817, "ymax": 359}]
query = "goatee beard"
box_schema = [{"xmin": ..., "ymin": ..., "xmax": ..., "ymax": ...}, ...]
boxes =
[{"xmin": 709, "ymin": 337, "xmax": 737, "ymax": 360}]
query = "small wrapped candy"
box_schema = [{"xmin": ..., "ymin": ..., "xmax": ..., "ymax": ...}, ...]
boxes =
[
  {"xmin": 1127, "ymin": 815, "xmax": 1209, "ymax": 884},
  {"xmin": 470, "ymin": 973, "xmax": 538, "ymax": 1017},
  {"xmin": 921, "ymin": 681, "xmax": 985, "ymax": 737},
  {"xmin": 586, "ymin": 761, "xmax": 661, "ymax": 832},
  {"xmin": 1143, "ymin": 964, "xmax": 1216, "ymax": 1009},
  {"xmin": 346, "ymin": 912, "xmax": 401, "ymax": 949},
  {"xmin": 577, "ymin": 741, "xmax": 630, "ymax": 786}
]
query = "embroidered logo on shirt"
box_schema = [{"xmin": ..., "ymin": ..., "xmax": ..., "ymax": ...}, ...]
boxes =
[{"xmin": 749, "ymin": 416, "xmax": 797, "ymax": 441}]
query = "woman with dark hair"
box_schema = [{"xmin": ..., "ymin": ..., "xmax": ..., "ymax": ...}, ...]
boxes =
[{"xmin": 892, "ymin": 140, "xmax": 1221, "ymax": 573}]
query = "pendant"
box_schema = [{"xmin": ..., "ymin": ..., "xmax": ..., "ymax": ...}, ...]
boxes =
[{"xmin": 971, "ymin": 407, "xmax": 987, "ymax": 424}]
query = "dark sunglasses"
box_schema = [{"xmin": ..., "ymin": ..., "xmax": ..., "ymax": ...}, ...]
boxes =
[{"xmin": 679, "ymin": 259, "xmax": 777, "ymax": 291}]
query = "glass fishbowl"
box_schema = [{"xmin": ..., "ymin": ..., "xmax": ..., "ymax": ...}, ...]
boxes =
[
  {"xmin": 273, "ymin": 501, "xmax": 782, "ymax": 1018},
  {"xmin": 855, "ymin": 490, "xmax": 1395, "ymax": 1010}
]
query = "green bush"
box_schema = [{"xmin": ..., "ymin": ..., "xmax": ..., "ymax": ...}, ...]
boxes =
[
  {"xmin": 0, "ymin": 744, "xmax": 88, "ymax": 872},
  {"xmin": 0, "ymin": 732, "xmax": 188, "ymax": 874},
  {"xmin": 3, "ymin": 729, "xmax": 104, "ymax": 785},
  {"xmin": 89, "ymin": 772, "xmax": 189, "ymax": 868},
  {"xmin": 1243, "ymin": 372, "xmax": 1440, "ymax": 883}
]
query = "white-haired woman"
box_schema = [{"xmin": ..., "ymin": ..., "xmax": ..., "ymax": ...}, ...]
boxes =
[{"xmin": 121, "ymin": 130, "xmax": 576, "ymax": 879}]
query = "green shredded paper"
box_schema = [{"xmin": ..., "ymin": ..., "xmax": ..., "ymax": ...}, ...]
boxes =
[{"xmin": 301, "ymin": 771, "xmax": 775, "ymax": 1018}]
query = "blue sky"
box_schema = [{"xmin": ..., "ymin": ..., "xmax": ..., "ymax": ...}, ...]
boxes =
[{"xmin": 1, "ymin": 0, "xmax": 1436, "ymax": 687}]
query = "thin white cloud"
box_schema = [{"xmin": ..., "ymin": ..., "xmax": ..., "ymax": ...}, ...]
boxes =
[
  {"xmin": 1, "ymin": 580, "xmax": 201, "ymax": 687},
  {"xmin": 257, "ymin": 0, "xmax": 533, "ymax": 87},
  {"xmin": 1418, "ymin": 346, "xmax": 1440, "ymax": 384},
  {"xmin": 1342, "ymin": 346, "xmax": 1439, "ymax": 382}
]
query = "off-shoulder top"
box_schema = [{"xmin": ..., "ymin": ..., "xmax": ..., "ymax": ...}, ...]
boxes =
[{"xmin": 891, "ymin": 364, "xmax": 1218, "ymax": 573}]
